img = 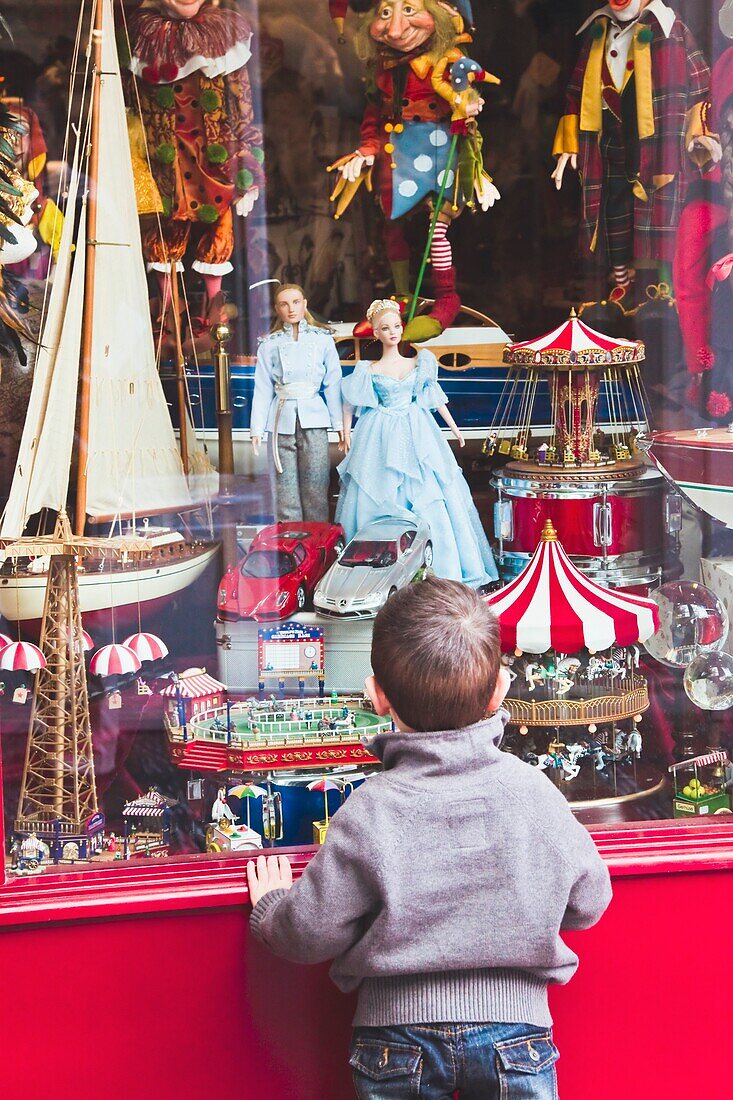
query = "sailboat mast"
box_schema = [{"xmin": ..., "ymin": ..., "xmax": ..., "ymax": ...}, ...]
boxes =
[{"xmin": 75, "ymin": 0, "xmax": 104, "ymax": 535}]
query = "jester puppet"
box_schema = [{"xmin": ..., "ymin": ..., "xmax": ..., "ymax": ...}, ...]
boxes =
[
  {"xmin": 552, "ymin": 0, "xmax": 714, "ymax": 299},
  {"xmin": 328, "ymin": 1, "xmax": 500, "ymax": 341},
  {"xmin": 127, "ymin": 0, "xmax": 264, "ymax": 331}
]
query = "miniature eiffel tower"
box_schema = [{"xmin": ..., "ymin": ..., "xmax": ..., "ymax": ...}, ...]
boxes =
[{"xmin": 14, "ymin": 512, "xmax": 99, "ymax": 842}]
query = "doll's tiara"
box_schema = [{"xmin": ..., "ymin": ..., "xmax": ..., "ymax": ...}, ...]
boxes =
[{"xmin": 366, "ymin": 298, "xmax": 401, "ymax": 324}]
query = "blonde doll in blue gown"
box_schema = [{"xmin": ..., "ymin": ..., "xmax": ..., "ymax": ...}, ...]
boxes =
[{"xmin": 336, "ymin": 299, "xmax": 497, "ymax": 587}]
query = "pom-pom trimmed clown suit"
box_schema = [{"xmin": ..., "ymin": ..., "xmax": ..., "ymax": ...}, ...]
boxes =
[
  {"xmin": 553, "ymin": 1, "xmax": 710, "ymax": 282},
  {"xmin": 128, "ymin": 1, "xmax": 264, "ymax": 316}
]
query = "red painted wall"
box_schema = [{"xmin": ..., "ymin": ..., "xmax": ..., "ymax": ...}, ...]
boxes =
[{"xmin": 0, "ymin": 847, "xmax": 731, "ymax": 1100}]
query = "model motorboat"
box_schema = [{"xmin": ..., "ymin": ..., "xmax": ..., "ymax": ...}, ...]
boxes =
[
  {"xmin": 0, "ymin": 0, "xmax": 218, "ymax": 630},
  {"xmin": 642, "ymin": 426, "xmax": 733, "ymax": 529}
]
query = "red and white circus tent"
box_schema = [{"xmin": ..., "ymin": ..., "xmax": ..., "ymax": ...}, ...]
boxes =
[
  {"xmin": 505, "ymin": 310, "xmax": 644, "ymax": 366},
  {"xmin": 159, "ymin": 670, "xmax": 226, "ymax": 700},
  {"xmin": 486, "ymin": 520, "xmax": 659, "ymax": 654}
]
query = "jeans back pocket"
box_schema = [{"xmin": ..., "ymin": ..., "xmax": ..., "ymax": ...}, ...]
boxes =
[
  {"xmin": 495, "ymin": 1032, "xmax": 559, "ymax": 1098},
  {"xmin": 350, "ymin": 1038, "xmax": 422, "ymax": 1082}
]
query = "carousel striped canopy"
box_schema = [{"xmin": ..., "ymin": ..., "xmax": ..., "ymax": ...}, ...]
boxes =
[
  {"xmin": 486, "ymin": 520, "xmax": 659, "ymax": 654},
  {"xmin": 504, "ymin": 311, "xmax": 644, "ymax": 367}
]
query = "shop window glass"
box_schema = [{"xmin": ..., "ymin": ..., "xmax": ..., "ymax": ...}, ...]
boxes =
[{"xmin": 1, "ymin": 0, "xmax": 732, "ymax": 896}]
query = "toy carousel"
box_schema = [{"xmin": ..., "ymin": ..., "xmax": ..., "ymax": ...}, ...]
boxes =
[
  {"xmin": 485, "ymin": 312, "xmax": 681, "ymax": 592},
  {"xmin": 487, "ymin": 519, "xmax": 665, "ymax": 816}
]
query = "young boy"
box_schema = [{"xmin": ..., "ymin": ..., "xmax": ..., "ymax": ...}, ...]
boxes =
[{"xmin": 248, "ymin": 577, "xmax": 612, "ymax": 1099}]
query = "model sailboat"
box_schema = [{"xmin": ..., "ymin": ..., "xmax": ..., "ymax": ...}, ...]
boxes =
[{"xmin": 0, "ymin": 0, "xmax": 219, "ymax": 628}]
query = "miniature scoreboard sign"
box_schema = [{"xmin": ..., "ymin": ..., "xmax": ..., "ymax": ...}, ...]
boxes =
[{"xmin": 258, "ymin": 622, "xmax": 325, "ymax": 695}]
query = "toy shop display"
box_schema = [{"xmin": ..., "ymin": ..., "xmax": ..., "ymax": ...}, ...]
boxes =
[
  {"xmin": 701, "ymin": 558, "xmax": 733, "ymax": 657},
  {"xmin": 121, "ymin": 788, "xmax": 176, "ymax": 857},
  {"xmin": 486, "ymin": 311, "xmax": 680, "ymax": 591},
  {"xmin": 674, "ymin": 18, "xmax": 733, "ymax": 424},
  {"xmin": 487, "ymin": 519, "xmax": 663, "ymax": 810},
  {"xmin": 327, "ymin": 0, "xmax": 501, "ymax": 340},
  {"xmin": 0, "ymin": 0, "xmax": 219, "ymax": 633},
  {"xmin": 552, "ymin": 0, "xmax": 713, "ymax": 297},
  {"xmin": 314, "ymin": 517, "xmax": 431, "ymax": 618},
  {"xmin": 642, "ymin": 580, "xmax": 728, "ymax": 667},
  {"xmin": 668, "ymin": 751, "xmax": 733, "ymax": 816},
  {"xmin": 250, "ymin": 284, "xmax": 343, "ymax": 523},
  {"xmin": 645, "ymin": 425, "xmax": 733, "ymax": 529},
  {"xmin": 127, "ymin": 0, "xmax": 264, "ymax": 332},
  {"xmin": 6, "ymin": 0, "xmax": 733, "ymax": 894},
  {"xmin": 216, "ymin": 610, "xmax": 376, "ymax": 695},
  {"xmin": 336, "ymin": 298, "xmax": 497, "ymax": 586},
  {"xmin": 217, "ymin": 521, "xmax": 345, "ymax": 623}
]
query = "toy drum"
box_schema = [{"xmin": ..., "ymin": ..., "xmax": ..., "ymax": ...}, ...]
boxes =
[
  {"xmin": 491, "ymin": 463, "xmax": 681, "ymax": 593},
  {"xmin": 263, "ymin": 770, "xmax": 369, "ymax": 848}
]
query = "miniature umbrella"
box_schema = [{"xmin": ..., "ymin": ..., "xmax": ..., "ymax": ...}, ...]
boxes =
[
  {"xmin": 486, "ymin": 520, "xmax": 660, "ymax": 654},
  {"xmin": 67, "ymin": 628, "xmax": 94, "ymax": 653},
  {"xmin": 228, "ymin": 783, "xmax": 266, "ymax": 828},
  {"xmin": 0, "ymin": 632, "xmax": 13, "ymax": 651},
  {"xmin": 89, "ymin": 643, "xmax": 142, "ymax": 678},
  {"xmin": 123, "ymin": 632, "xmax": 169, "ymax": 663},
  {"xmin": 307, "ymin": 777, "xmax": 343, "ymax": 824},
  {"xmin": 0, "ymin": 640, "xmax": 46, "ymax": 672}
]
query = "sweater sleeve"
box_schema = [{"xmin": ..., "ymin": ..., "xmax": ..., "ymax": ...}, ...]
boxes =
[
  {"xmin": 249, "ymin": 796, "xmax": 379, "ymax": 965},
  {"xmin": 560, "ymin": 817, "xmax": 612, "ymax": 931}
]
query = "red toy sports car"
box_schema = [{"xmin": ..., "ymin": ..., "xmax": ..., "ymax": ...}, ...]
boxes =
[{"xmin": 217, "ymin": 522, "xmax": 345, "ymax": 622}]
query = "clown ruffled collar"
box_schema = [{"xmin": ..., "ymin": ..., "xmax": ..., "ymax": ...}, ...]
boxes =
[{"xmin": 129, "ymin": 6, "xmax": 252, "ymax": 83}]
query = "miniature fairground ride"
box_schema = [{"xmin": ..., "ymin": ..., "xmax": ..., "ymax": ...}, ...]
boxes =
[
  {"xmin": 487, "ymin": 520, "xmax": 664, "ymax": 812},
  {"xmin": 485, "ymin": 312, "xmax": 681, "ymax": 591},
  {"xmin": 163, "ymin": 674, "xmax": 385, "ymax": 776}
]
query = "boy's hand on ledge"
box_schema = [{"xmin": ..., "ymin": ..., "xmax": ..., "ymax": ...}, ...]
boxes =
[{"xmin": 247, "ymin": 854, "xmax": 293, "ymax": 906}]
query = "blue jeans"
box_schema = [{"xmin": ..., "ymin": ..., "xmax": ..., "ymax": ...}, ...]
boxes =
[{"xmin": 349, "ymin": 1023, "xmax": 559, "ymax": 1099}]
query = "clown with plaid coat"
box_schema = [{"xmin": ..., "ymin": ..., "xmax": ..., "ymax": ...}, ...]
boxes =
[{"xmin": 552, "ymin": 1, "xmax": 712, "ymax": 296}]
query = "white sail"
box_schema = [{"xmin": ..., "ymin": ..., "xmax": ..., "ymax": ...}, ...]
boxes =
[
  {"xmin": 85, "ymin": 0, "xmax": 193, "ymax": 522},
  {"xmin": 0, "ymin": 162, "xmax": 85, "ymax": 538}
]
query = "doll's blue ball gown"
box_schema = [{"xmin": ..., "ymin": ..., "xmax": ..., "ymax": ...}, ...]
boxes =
[{"xmin": 335, "ymin": 350, "xmax": 498, "ymax": 587}]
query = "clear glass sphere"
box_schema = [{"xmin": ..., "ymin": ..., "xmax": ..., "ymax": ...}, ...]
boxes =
[
  {"xmin": 643, "ymin": 582, "xmax": 729, "ymax": 669},
  {"xmin": 683, "ymin": 651, "xmax": 733, "ymax": 711}
]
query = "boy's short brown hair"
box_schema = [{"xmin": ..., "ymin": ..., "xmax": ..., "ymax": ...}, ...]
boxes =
[{"xmin": 371, "ymin": 576, "xmax": 502, "ymax": 732}]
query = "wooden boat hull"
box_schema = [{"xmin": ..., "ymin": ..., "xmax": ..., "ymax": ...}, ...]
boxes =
[
  {"xmin": 645, "ymin": 429, "xmax": 733, "ymax": 528},
  {"xmin": 0, "ymin": 543, "xmax": 219, "ymax": 632}
]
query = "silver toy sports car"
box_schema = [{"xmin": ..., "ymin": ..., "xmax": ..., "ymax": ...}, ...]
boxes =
[{"xmin": 314, "ymin": 517, "xmax": 432, "ymax": 618}]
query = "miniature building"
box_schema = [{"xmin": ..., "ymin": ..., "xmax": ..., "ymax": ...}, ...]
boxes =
[
  {"xmin": 122, "ymin": 789, "xmax": 176, "ymax": 855},
  {"xmin": 160, "ymin": 669, "xmax": 227, "ymax": 735}
]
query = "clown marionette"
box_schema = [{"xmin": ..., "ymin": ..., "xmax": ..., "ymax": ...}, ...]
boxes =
[
  {"xmin": 327, "ymin": 0, "xmax": 500, "ymax": 342},
  {"xmin": 127, "ymin": 0, "xmax": 264, "ymax": 332},
  {"xmin": 552, "ymin": 0, "xmax": 713, "ymax": 299},
  {"xmin": 673, "ymin": 1, "xmax": 733, "ymax": 424}
]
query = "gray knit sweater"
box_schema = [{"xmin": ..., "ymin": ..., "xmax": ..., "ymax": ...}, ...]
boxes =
[{"xmin": 249, "ymin": 710, "xmax": 612, "ymax": 1028}]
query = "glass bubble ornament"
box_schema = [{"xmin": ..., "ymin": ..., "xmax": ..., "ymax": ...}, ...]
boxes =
[
  {"xmin": 683, "ymin": 651, "xmax": 733, "ymax": 711},
  {"xmin": 643, "ymin": 582, "xmax": 728, "ymax": 668}
]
